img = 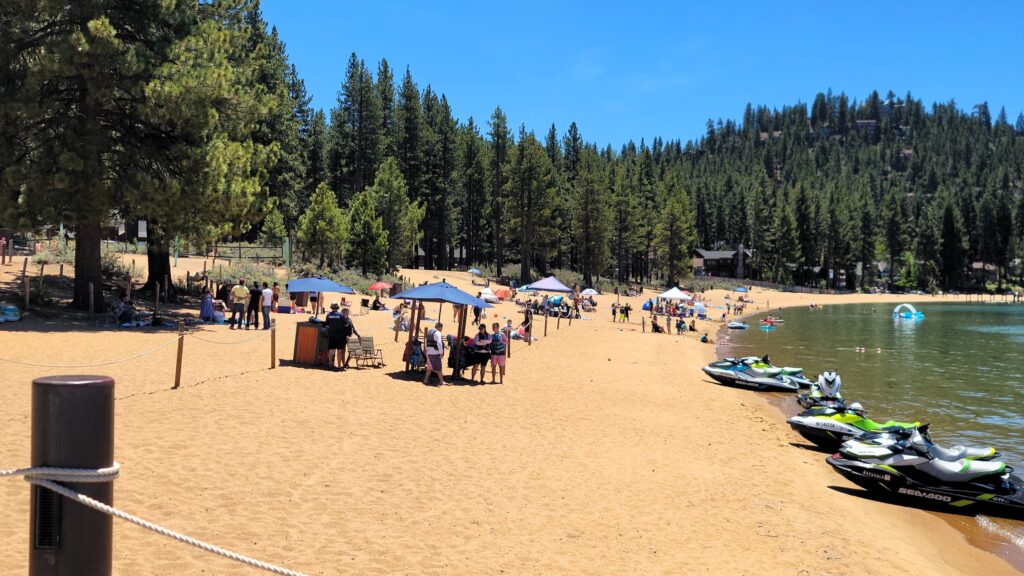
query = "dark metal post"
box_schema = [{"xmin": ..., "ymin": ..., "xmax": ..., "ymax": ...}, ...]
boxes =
[{"xmin": 31, "ymin": 375, "xmax": 115, "ymax": 576}]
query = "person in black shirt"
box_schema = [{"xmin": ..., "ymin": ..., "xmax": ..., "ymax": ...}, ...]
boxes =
[
  {"xmin": 246, "ymin": 280, "xmax": 262, "ymax": 329},
  {"xmin": 324, "ymin": 304, "xmax": 360, "ymax": 370}
]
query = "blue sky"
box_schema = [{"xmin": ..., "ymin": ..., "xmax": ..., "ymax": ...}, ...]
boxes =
[{"xmin": 262, "ymin": 1, "xmax": 1024, "ymax": 147}]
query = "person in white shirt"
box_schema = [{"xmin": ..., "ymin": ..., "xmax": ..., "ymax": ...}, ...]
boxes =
[
  {"xmin": 423, "ymin": 322, "xmax": 446, "ymax": 386},
  {"xmin": 260, "ymin": 282, "xmax": 274, "ymax": 330}
]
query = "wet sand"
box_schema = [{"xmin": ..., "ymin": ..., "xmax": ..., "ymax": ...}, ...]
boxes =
[{"xmin": 0, "ymin": 258, "xmax": 1017, "ymax": 574}]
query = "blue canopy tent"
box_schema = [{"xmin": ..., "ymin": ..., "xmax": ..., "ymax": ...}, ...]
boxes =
[
  {"xmin": 285, "ymin": 277, "xmax": 355, "ymax": 318},
  {"xmin": 391, "ymin": 282, "xmax": 492, "ymax": 378},
  {"xmin": 286, "ymin": 277, "xmax": 355, "ymax": 294}
]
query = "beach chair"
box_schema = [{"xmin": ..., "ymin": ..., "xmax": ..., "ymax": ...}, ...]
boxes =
[
  {"xmin": 359, "ymin": 336, "xmax": 385, "ymax": 367},
  {"xmin": 345, "ymin": 335, "xmax": 365, "ymax": 367}
]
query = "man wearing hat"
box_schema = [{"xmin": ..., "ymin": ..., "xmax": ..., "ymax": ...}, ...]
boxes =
[{"xmin": 324, "ymin": 303, "xmax": 359, "ymax": 370}]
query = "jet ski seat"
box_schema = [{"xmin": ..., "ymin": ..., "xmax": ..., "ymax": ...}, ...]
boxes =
[
  {"xmin": 921, "ymin": 458, "xmax": 1007, "ymax": 483},
  {"xmin": 926, "ymin": 444, "xmax": 998, "ymax": 462}
]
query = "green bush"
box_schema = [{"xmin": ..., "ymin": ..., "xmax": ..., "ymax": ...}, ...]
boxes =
[{"xmin": 31, "ymin": 242, "xmax": 74, "ymax": 265}]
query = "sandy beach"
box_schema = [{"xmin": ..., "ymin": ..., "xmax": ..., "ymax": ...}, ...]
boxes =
[{"xmin": 0, "ymin": 257, "xmax": 1017, "ymax": 575}]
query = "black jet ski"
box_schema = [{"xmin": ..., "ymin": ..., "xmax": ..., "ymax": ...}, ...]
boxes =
[{"xmin": 828, "ymin": 431, "xmax": 1022, "ymax": 519}]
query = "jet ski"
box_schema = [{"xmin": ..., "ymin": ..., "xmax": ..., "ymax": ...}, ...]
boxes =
[
  {"xmin": 727, "ymin": 321, "xmax": 748, "ymax": 329},
  {"xmin": 844, "ymin": 425, "xmax": 1000, "ymax": 461},
  {"xmin": 828, "ymin": 432, "xmax": 1022, "ymax": 519},
  {"xmin": 701, "ymin": 357, "xmax": 800, "ymax": 392},
  {"xmin": 787, "ymin": 402, "xmax": 919, "ymax": 449},
  {"xmin": 739, "ymin": 356, "xmax": 815, "ymax": 388},
  {"xmin": 797, "ymin": 370, "xmax": 844, "ymax": 408}
]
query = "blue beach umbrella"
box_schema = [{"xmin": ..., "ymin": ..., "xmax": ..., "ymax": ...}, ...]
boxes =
[
  {"xmin": 468, "ymin": 268, "xmax": 482, "ymax": 275},
  {"xmin": 733, "ymin": 286, "xmax": 749, "ymax": 293}
]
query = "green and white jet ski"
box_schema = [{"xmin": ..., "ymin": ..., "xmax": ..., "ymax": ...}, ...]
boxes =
[
  {"xmin": 787, "ymin": 402, "xmax": 919, "ymax": 449},
  {"xmin": 828, "ymin": 431, "xmax": 1022, "ymax": 519},
  {"xmin": 701, "ymin": 357, "xmax": 800, "ymax": 391}
]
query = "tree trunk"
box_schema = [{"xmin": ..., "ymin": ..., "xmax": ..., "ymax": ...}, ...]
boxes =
[
  {"xmin": 142, "ymin": 233, "xmax": 174, "ymax": 300},
  {"xmin": 73, "ymin": 218, "xmax": 104, "ymax": 312}
]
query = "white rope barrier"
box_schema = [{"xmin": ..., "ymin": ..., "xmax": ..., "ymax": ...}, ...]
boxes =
[
  {"xmin": 1, "ymin": 463, "xmax": 307, "ymax": 576},
  {"xmin": 186, "ymin": 330, "xmax": 272, "ymax": 345},
  {"xmin": 0, "ymin": 335, "xmax": 182, "ymax": 368}
]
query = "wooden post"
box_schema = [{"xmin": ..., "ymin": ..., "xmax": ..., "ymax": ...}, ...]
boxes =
[
  {"xmin": 22, "ymin": 257, "xmax": 28, "ymax": 282},
  {"xmin": 544, "ymin": 311, "xmax": 549, "ymax": 337},
  {"xmin": 505, "ymin": 326, "xmax": 512, "ymax": 359},
  {"xmin": 270, "ymin": 320, "xmax": 277, "ymax": 370},
  {"xmin": 164, "ymin": 274, "xmax": 170, "ymax": 303},
  {"xmin": 24, "ymin": 277, "xmax": 30, "ymax": 309},
  {"xmin": 30, "ymin": 375, "xmax": 115, "ymax": 575},
  {"xmin": 173, "ymin": 321, "xmax": 185, "ymax": 389},
  {"xmin": 642, "ymin": 317, "xmax": 646, "ymax": 333},
  {"xmin": 38, "ymin": 263, "xmax": 45, "ymax": 291},
  {"xmin": 88, "ymin": 282, "xmax": 95, "ymax": 324},
  {"xmin": 59, "ymin": 264, "xmax": 64, "ymax": 279},
  {"xmin": 455, "ymin": 306, "xmax": 468, "ymax": 380},
  {"xmin": 556, "ymin": 311, "xmax": 561, "ymax": 330},
  {"xmin": 154, "ymin": 281, "xmax": 160, "ymax": 317},
  {"xmin": 186, "ymin": 271, "xmax": 191, "ymax": 291},
  {"xmin": 125, "ymin": 275, "xmax": 131, "ymax": 299}
]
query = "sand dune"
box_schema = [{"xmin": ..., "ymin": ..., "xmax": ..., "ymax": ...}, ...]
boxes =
[{"xmin": 0, "ymin": 258, "xmax": 1016, "ymax": 574}]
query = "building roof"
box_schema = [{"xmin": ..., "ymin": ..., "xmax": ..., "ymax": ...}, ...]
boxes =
[{"xmin": 694, "ymin": 249, "xmax": 736, "ymax": 260}]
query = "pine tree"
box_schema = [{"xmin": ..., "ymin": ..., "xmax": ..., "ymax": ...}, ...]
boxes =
[
  {"xmin": 506, "ymin": 127, "xmax": 557, "ymax": 283},
  {"xmin": 487, "ymin": 107, "xmax": 511, "ymax": 276},
  {"xmin": 458, "ymin": 118, "xmax": 489, "ymax": 265},
  {"xmin": 654, "ymin": 175, "xmax": 697, "ymax": 287},
  {"xmin": 259, "ymin": 208, "xmax": 288, "ymax": 247},
  {"xmin": 303, "ymin": 110, "xmax": 332, "ymax": 215},
  {"xmin": 330, "ymin": 52, "xmax": 383, "ymax": 202},
  {"xmin": 368, "ymin": 158, "xmax": 424, "ymax": 270},
  {"xmin": 298, "ymin": 183, "xmax": 347, "ymax": 268},
  {"xmin": 376, "ymin": 58, "xmax": 397, "ymax": 158},
  {"xmin": 395, "ymin": 67, "xmax": 424, "ymax": 203},
  {"xmin": 346, "ymin": 187, "xmax": 388, "ymax": 275},
  {"xmin": 573, "ymin": 147, "xmax": 612, "ymax": 287}
]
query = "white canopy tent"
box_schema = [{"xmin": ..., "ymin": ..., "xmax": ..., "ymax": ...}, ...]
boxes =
[{"xmin": 657, "ymin": 287, "xmax": 693, "ymax": 301}]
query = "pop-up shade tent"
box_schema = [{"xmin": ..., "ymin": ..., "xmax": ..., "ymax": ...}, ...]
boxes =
[
  {"xmin": 581, "ymin": 288, "xmax": 598, "ymax": 296},
  {"xmin": 391, "ymin": 281, "xmax": 492, "ymax": 377},
  {"xmin": 529, "ymin": 276, "xmax": 573, "ymax": 293},
  {"xmin": 286, "ymin": 277, "xmax": 355, "ymax": 294},
  {"xmin": 657, "ymin": 287, "xmax": 692, "ymax": 301}
]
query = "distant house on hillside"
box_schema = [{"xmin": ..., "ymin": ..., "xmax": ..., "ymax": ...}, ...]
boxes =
[
  {"xmin": 854, "ymin": 119, "xmax": 879, "ymax": 142},
  {"xmin": 692, "ymin": 248, "xmax": 753, "ymax": 278}
]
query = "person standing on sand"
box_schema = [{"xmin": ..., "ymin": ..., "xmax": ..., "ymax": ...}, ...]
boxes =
[
  {"xmin": 469, "ymin": 323, "xmax": 491, "ymax": 383},
  {"xmin": 611, "ymin": 302, "xmax": 618, "ymax": 321},
  {"xmin": 246, "ymin": 280, "xmax": 262, "ymax": 329},
  {"xmin": 490, "ymin": 322, "xmax": 507, "ymax": 384},
  {"xmin": 623, "ymin": 303, "xmax": 631, "ymax": 323},
  {"xmin": 261, "ymin": 282, "xmax": 273, "ymax": 329},
  {"xmin": 521, "ymin": 307, "xmax": 533, "ymax": 342},
  {"xmin": 271, "ymin": 282, "xmax": 281, "ymax": 311},
  {"xmin": 338, "ymin": 307, "xmax": 359, "ymax": 368},
  {"xmin": 324, "ymin": 303, "xmax": 346, "ymax": 370},
  {"xmin": 230, "ymin": 278, "xmax": 249, "ymax": 329},
  {"xmin": 424, "ymin": 322, "xmax": 446, "ymax": 385}
]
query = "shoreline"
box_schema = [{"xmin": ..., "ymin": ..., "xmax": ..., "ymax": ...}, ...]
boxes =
[{"xmin": 715, "ymin": 296, "xmax": 1024, "ymax": 574}]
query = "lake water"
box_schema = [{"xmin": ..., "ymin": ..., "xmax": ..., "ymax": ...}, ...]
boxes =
[{"xmin": 723, "ymin": 301, "xmax": 1024, "ymax": 569}]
